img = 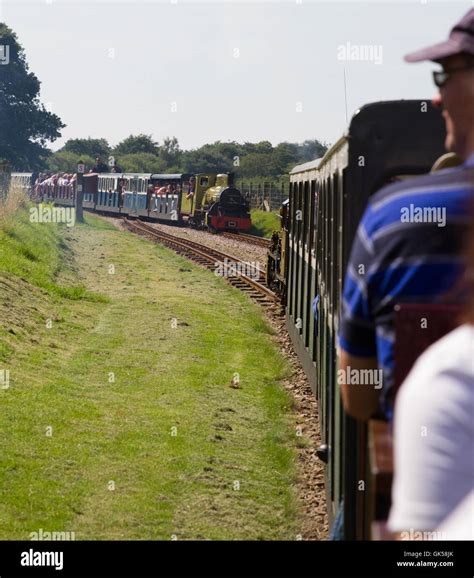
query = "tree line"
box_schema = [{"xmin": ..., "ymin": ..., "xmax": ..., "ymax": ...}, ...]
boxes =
[
  {"xmin": 0, "ymin": 22, "xmax": 328, "ymax": 180},
  {"xmin": 47, "ymin": 136, "xmax": 328, "ymax": 180}
]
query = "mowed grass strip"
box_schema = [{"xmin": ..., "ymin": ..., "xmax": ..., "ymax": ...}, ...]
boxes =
[{"xmin": 0, "ymin": 210, "xmax": 301, "ymax": 540}]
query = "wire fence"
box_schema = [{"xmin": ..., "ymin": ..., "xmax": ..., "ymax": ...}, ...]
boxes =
[{"xmin": 237, "ymin": 181, "xmax": 289, "ymax": 212}]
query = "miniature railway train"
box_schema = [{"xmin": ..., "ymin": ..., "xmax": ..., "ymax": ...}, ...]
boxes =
[
  {"xmin": 10, "ymin": 171, "xmax": 252, "ymax": 232},
  {"xmin": 266, "ymin": 100, "xmax": 463, "ymax": 539}
]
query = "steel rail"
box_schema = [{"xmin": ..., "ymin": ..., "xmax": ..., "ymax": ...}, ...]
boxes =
[{"xmin": 124, "ymin": 219, "xmax": 278, "ymax": 303}]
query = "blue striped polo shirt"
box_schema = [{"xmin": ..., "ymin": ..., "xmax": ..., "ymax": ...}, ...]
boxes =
[{"xmin": 339, "ymin": 159, "xmax": 474, "ymax": 415}]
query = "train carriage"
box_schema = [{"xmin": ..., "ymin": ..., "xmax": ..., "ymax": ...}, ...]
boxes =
[
  {"xmin": 148, "ymin": 173, "xmax": 190, "ymax": 222},
  {"xmin": 82, "ymin": 173, "xmax": 97, "ymax": 209},
  {"xmin": 95, "ymin": 173, "xmax": 124, "ymax": 214},
  {"xmin": 82, "ymin": 172, "xmax": 184, "ymax": 221},
  {"xmin": 121, "ymin": 173, "xmax": 151, "ymax": 217},
  {"xmin": 285, "ymin": 100, "xmax": 447, "ymax": 539},
  {"xmin": 52, "ymin": 182, "xmax": 75, "ymax": 207}
]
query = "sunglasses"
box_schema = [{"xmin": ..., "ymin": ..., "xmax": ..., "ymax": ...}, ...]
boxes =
[{"xmin": 433, "ymin": 61, "xmax": 474, "ymax": 88}]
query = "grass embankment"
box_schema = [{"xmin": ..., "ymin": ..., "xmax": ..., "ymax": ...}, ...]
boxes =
[
  {"xmin": 250, "ymin": 210, "xmax": 280, "ymax": 238},
  {"xmin": 0, "ymin": 204, "xmax": 302, "ymax": 540}
]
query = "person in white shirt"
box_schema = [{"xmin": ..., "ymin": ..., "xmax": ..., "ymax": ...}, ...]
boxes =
[
  {"xmin": 388, "ymin": 323, "xmax": 474, "ymax": 539},
  {"xmin": 434, "ymin": 490, "xmax": 474, "ymax": 540}
]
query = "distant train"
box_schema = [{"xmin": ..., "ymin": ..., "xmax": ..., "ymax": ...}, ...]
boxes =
[{"xmin": 10, "ymin": 171, "xmax": 252, "ymax": 232}]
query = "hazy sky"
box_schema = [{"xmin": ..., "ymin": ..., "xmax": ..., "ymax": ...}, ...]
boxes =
[{"xmin": 1, "ymin": 0, "xmax": 472, "ymax": 151}]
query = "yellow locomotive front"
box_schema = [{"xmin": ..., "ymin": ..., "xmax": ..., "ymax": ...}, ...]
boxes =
[{"xmin": 182, "ymin": 172, "xmax": 251, "ymax": 232}]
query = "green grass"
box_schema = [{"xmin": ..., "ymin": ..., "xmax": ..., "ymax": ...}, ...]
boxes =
[
  {"xmin": 0, "ymin": 209, "xmax": 108, "ymax": 304},
  {"xmin": 250, "ymin": 210, "xmax": 281, "ymax": 238},
  {"xmin": 0, "ymin": 209, "xmax": 303, "ymax": 540},
  {"xmin": 0, "ymin": 208, "xmax": 62, "ymax": 289}
]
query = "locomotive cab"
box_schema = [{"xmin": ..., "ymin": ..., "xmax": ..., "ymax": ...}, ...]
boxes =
[{"xmin": 182, "ymin": 173, "xmax": 215, "ymax": 227}]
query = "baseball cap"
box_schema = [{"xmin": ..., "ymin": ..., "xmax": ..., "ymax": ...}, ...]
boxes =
[{"xmin": 405, "ymin": 8, "xmax": 474, "ymax": 63}]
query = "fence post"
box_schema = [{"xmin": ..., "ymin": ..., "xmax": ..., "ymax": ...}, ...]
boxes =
[
  {"xmin": 75, "ymin": 160, "xmax": 85, "ymax": 223},
  {"xmin": 0, "ymin": 161, "xmax": 9, "ymax": 201}
]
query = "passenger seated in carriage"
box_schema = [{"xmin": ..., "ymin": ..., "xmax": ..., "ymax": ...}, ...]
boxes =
[
  {"xmin": 152, "ymin": 184, "xmax": 174, "ymax": 211},
  {"xmin": 117, "ymin": 179, "xmax": 126, "ymax": 207},
  {"xmin": 152, "ymin": 184, "xmax": 166, "ymax": 211}
]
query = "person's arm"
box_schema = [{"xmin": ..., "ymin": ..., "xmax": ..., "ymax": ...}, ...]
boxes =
[{"xmin": 339, "ymin": 349, "xmax": 379, "ymax": 420}]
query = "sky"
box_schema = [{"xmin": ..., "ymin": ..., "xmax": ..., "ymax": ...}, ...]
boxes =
[{"xmin": 1, "ymin": 0, "xmax": 472, "ymax": 152}]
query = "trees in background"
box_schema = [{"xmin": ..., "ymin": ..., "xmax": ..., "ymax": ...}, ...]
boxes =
[
  {"xmin": 47, "ymin": 136, "xmax": 328, "ymax": 179},
  {"xmin": 62, "ymin": 138, "xmax": 110, "ymax": 159},
  {"xmin": 114, "ymin": 134, "xmax": 158, "ymax": 156},
  {"xmin": 0, "ymin": 23, "xmax": 64, "ymax": 170},
  {"xmin": 298, "ymin": 139, "xmax": 327, "ymax": 162},
  {"xmin": 47, "ymin": 151, "xmax": 95, "ymax": 174},
  {"xmin": 116, "ymin": 153, "xmax": 167, "ymax": 174},
  {"xmin": 159, "ymin": 137, "xmax": 181, "ymax": 171}
]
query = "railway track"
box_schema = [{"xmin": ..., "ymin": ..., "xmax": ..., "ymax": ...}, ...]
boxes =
[
  {"xmin": 221, "ymin": 231, "xmax": 271, "ymax": 247},
  {"xmin": 124, "ymin": 219, "xmax": 278, "ymax": 305}
]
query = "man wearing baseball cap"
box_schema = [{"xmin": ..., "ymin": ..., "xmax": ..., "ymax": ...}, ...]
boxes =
[
  {"xmin": 339, "ymin": 9, "xmax": 474, "ymax": 422},
  {"xmin": 405, "ymin": 8, "xmax": 474, "ymax": 164},
  {"xmin": 386, "ymin": 10, "xmax": 474, "ymax": 539}
]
